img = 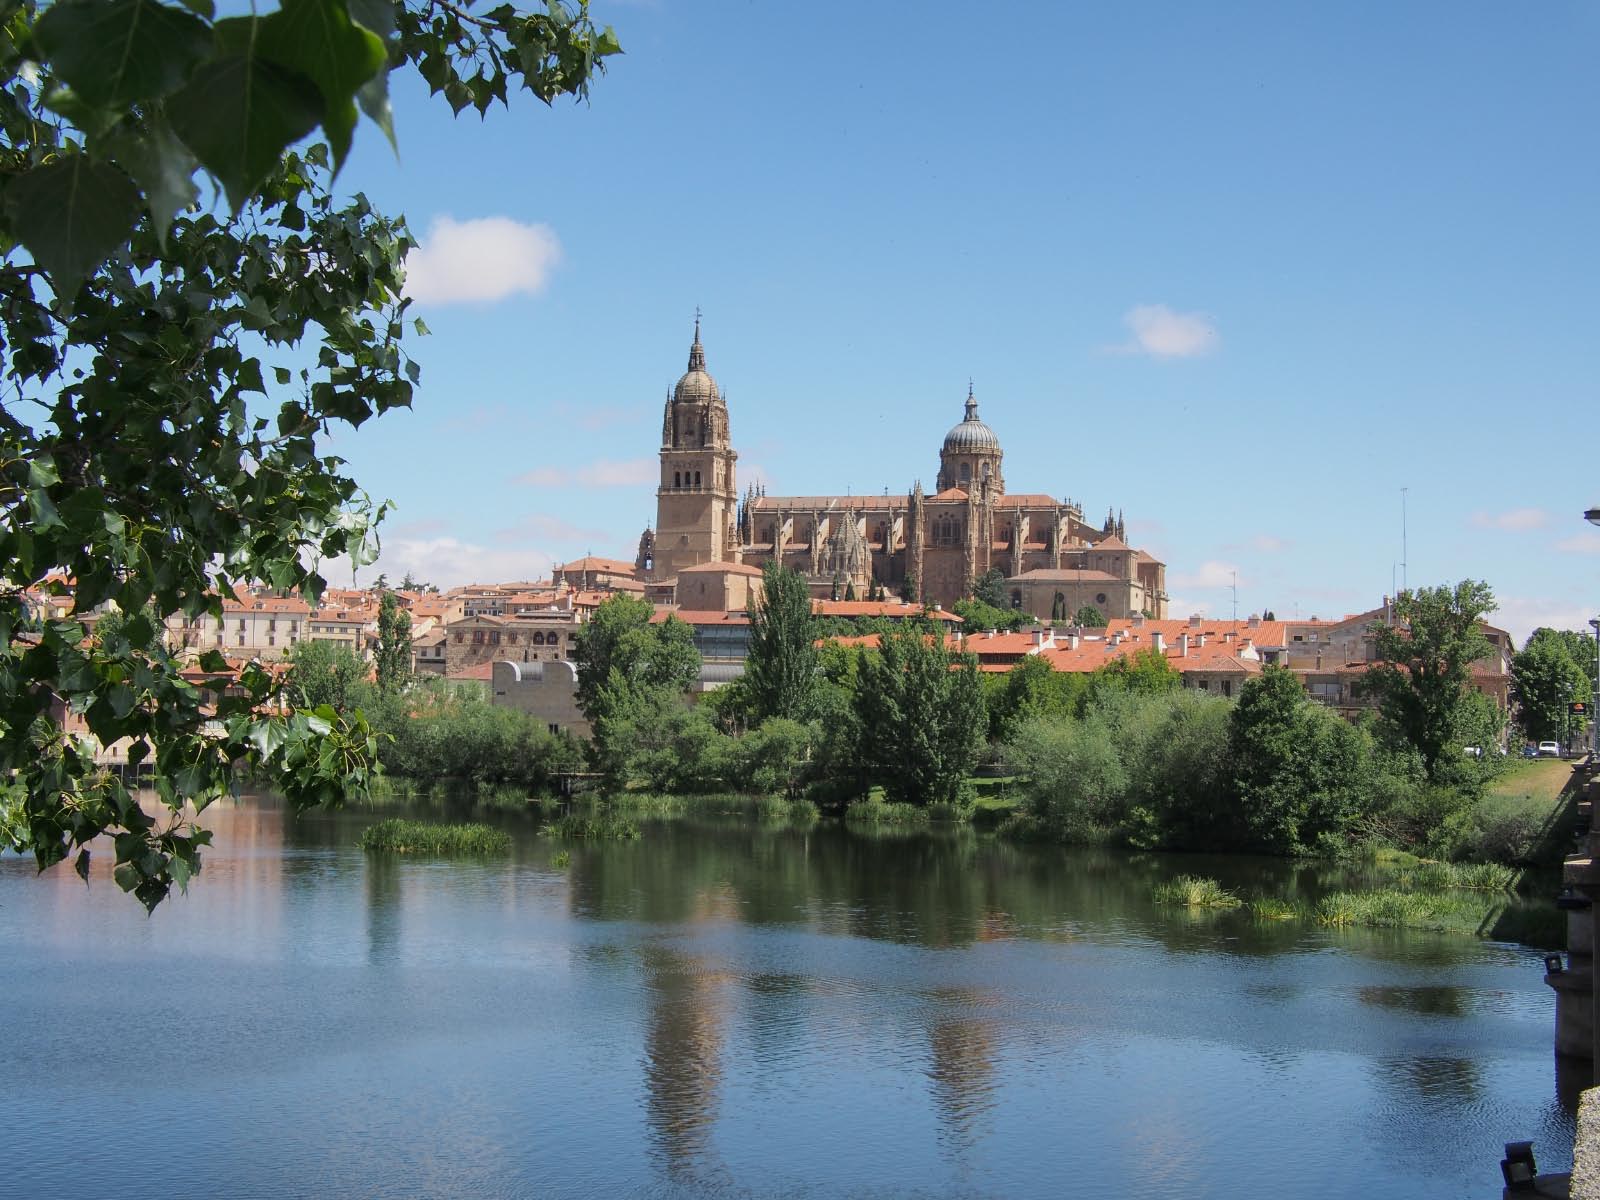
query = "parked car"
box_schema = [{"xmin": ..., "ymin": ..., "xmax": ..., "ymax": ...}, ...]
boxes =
[
  {"xmin": 1538, "ymin": 741, "xmax": 1562, "ymax": 757},
  {"xmin": 1521, "ymin": 745, "xmax": 1540, "ymax": 759}
]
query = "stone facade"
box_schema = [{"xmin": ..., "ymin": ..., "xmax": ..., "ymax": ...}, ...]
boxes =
[{"xmin": 637, "ymin": 323, "xmax": 1167, "ymax": 618}]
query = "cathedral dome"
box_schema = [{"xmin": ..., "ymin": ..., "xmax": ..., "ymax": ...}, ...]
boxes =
[
  {"xmin": 673, "ymin": 318, "xmax": 720, "ymax": 405},
  {"xmin": 942, "ymin": 389, "xmax": 1000, "ymax": 453}
]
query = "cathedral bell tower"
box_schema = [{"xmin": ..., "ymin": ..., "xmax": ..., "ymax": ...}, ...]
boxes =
[{"xmin": 650, "ymin": 316, "xmax": 740, "ymax": 583}]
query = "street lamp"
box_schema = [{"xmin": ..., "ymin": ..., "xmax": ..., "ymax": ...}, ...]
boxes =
[{"xmin": 1589, "ymin": 616, "xmax": 1600, "ymax": 760}]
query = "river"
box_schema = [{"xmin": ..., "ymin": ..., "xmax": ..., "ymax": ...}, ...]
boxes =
[{"xmin": 0, "ymin": 793, "xmax": 1579, "ymax": 1198}]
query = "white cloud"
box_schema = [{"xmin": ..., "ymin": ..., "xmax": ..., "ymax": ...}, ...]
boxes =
[
  {"xmin": 1115, "ymin": 304, "xmax": 1219, "ymax": 359},
  {"xmin": 332, "ymin": 537, "xmax": 555, "ymax": 590},
  {"xmin": 494, "ymin": 514, "xmax": 614, "ymax": 545},
  {"xmin": 514, "ymin": 458, "xmax": 655, "ymax": 488},
  {"xmin": 1471, "ymin": 508, "xmax": 1549, "ymax": 531},
  {"xmin": 1489, "ymin": 595, "xmax": 1598, "ymax": 649},
  {"xmin": 1555, "ymin": 532, "xmax": 1600, "ymax": 555},
  {"xmin": 1171, "ymin": 560, "xmax": 1242, "ymax": 590},
  {"xmin": 403, "ymin": 215, "xmax": 561, "ymax": 305},
  {"xmin": 1251, "ymin": 534, "xmax": 1291, "ymax": 554}
]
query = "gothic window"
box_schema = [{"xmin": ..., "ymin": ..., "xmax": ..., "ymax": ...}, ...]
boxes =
[
  {"xmin": 960, "ymin": 463, "xmax": 971, "ymax": 482},
  {"xmin": 694, "ymin": 470, "xmax": 701, "ymax": 487},
  {"xmin": 674, "ymin": 471, "xmax": 681, "ymax": 487}
]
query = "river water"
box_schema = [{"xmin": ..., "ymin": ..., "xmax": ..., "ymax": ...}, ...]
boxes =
[{"xmin": 0, "ymin": 794, "xmax": 1579, "ymax": 1198}]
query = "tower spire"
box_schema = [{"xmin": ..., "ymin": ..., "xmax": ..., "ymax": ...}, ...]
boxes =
[
  {"xmin": 964, "ymin": 379, "xmax": 978, "ymax": 421},
  {"xmin": 688, "ymin": 308, "xmax": 706, "ymax": 372}
]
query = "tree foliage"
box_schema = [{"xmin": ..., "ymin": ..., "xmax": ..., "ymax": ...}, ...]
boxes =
[
  {"xmin": 375, "ymin": 589, "xmax": 412, "ymax": 693},
  {"xmin": 0, "ymin": 0, "xmax": 618, "ymax": 908},
  {"xmin": 972, "ymin": 568, "xmax": 1008, "ymax": 609},
  {"xmin": 571, "ymin": 595, "xmax": 700, "ymax": 786},
  {"xmin": 952, "ymin": 597, "xmax": 1028, "ymax": 635},
  {"xmin": 284, "ymin": 638, "xmax": 367, "ymax": 710},
  {"xmin": 1513, "ymin": 627, "xmax": 1594, "ymax": 743},
  {"xmin": 1073, "ymin": 605, "xmax": 1107, "ymax": 628},
  {"xmin": 1361, "ymin": 581, "xmax": 1497, "ymax": 778},
  {"xmin": 852, "ymin": 623, "xmax": 985, "ymax": 806},
  {"xmin": 1227, "ymin": 667, "xmax": 1370, "ymax": 854},
  {"xmin": 742, "ymin": 562, "xmax": 816, "ymax": 725}
]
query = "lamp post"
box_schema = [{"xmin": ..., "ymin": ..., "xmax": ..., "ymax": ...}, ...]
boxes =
[
  {"xmin": 1589, "ymin": 506, "xmax": 1600, "ymax": 759},
  {"xmin": 1589, "ymin": 616, "xmax": 1600, "ymax": 761}
]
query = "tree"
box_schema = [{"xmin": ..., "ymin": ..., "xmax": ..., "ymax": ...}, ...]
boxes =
[
  {"xmin": 375, "ymin": 590, "xmax": 412, "ymax": 693},
  {"xmin": 952, "ymin": 597, "xmax": 1028, "ymax": 635},
  {"xmin": 284, "ymin": 639, "xmax": 367, "ymax": 711},
  {"xmin": 853, "ymin": 623, "xmax": 985, "ymax": 806},
  {"xmin": 1073, "ymin": 605, "xmax": 1107, "ymax": 628},
  {"xmin": 973, "ymin": 568, "xmax": 1008, "ymax": 609},
  {"xmin": 1229, "ymin": 667, "xmax": 1370, "ymax": 854},
  {"xmin": 0, "ymin": 0, "xmax": 619, "ymax": 909},
  {"xmin": 1361, "ymin": 581, "xmax": 1496, "ymax": 779},
  {"xmin": 743, "ymin": 562, "xmax": 817, "ymax": 725},
  {"xmin": 572, "ymin": 594, "xmax": 700, "ymax": 784},
  {"xmin": 1512, "ymin": 634, "xmax": 1589, "ymax": 743}
]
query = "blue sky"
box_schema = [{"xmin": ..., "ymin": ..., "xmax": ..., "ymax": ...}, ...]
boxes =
[{"xmin": 322, "ymin": 0, "xmax": 1599, "ymax": 644}]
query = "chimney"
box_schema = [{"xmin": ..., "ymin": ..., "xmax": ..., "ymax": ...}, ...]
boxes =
[
  {"xmin": 1179, "ymin": 632, "xmax": 1190, "ymax": 657},
  {"xmin": 1248, "ymin": 614, "xmax": 1261, "ymax": 628},
  {"xmin": 1223, "ymin": 631, "xmax": 1234, "ymax": 644},
  {"xmin": 1150, "ymin": 630, "xmax": 1164, "ymax": 654},
  {"xmin": 1132, "ymin": 614, "xmax": 1145, "ymax": 628},
  {"xmin": 1032, "ymin": 628, "xmax": 1044, "ymax": 646},
  {"xmin": 1189, "ymin": 614, "xmax": 1203, "ymax": 628},
  {"xmin": 1198, "ymin": 633, "xmax": 1208, "ymax": 648},
  {"xmin": 1067, "ymin": 631, "xmax": 1080, "ymax": 650}
]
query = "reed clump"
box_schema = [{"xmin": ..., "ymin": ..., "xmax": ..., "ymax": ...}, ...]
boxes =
[
  {"xmin": 1247, "ymin": 896, "xmax": 1298, "ymax": 921},
  {"xmin": 359, "ymin": 818, "xmax": 511, "ymax": 855},
  {"xmin": 1151, "ymin": 875, "xmax": 1242, "ymax": 909},
  {"xmin": 545, "ymin": 813, "xmax": 642, "ymax": 840},
  {"xmin": 845, "ymin": 799, "xmax": 931, "ymax": 826}
]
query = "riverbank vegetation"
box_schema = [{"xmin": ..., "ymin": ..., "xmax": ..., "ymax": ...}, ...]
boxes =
[{"xmin": 297, "ymin": 572, "xmax": 1572, "ymax": 900}]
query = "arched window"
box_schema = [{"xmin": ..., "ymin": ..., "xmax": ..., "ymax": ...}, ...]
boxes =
[
  {"xmin": 981, "ymin": 461, "xmax": 991, "ymax": 477},
  {"xmin": 1011, "ymin": 590, "xmax": 1022, "ymax": 609},
  {"xmin": 674, "ymin": 471, "xmax": 681, "ymax": 487},
  {"xmin": 533, "ymin": 632, "xmax": 545, "ymax": 645},
  {"xmin": 694, "ymin": 470, "xmax": 702, "ymax": 487},
  {"xmin": 960, "ymin": 463, "xmax": 971, "ymax": 482}
]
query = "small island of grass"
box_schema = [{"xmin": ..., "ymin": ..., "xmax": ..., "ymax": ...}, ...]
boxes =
[{"xmin": 360, "ymin": 818, "xmax": 512, "ymax": 855}]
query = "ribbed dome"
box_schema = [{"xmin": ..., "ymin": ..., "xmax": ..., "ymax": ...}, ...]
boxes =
[
  {"xmin": 673, "ymin": 318, "xmax": 720, "ymax": 405},
  {"xmin": 942, "ymin": 389, "xmax": 1000, "ymax": 452},
  {"xmin": 820, "ymin": 512, "xmax": 870, "ymax": 579}
]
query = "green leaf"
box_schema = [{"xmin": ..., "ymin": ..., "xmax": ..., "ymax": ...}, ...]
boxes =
[
  {"xmin": 356, "ymin": 67, "xmax": 396, "ymax": 153},
  {"xmin": 167, "ymin": 50, "xmax": 322, "ymax": 211},
  {"xmin": 244, "ymin": 0, "xmax": 387, "ymax": 172},
  {"xmin": 27, "ymin": 458, "xmax": 60, "ymax": 487},
  {"xmin": 345, "ymin": 0, "xmax": 395, "ymax": 40},
  {"xmin": 74, "ymin": 847, "xmax": 90, "ymax": 883},
  {"xmin": 412, "ymin": 316, "xmax": 430, "ymax": 336},
  {"xmin": 5, "ymin": 156, "xmax": 141, "ymax": 294},
  {"xmin": 112, "ymin": 860, "xmax": 140, "ymax": 893},
  {"xmin": 33, "ymin": 0, "xmax": 212, "ymax": 108},
  {"xmin": 105, "ymin": 116, "xmax": 200, "ymax": 248}
]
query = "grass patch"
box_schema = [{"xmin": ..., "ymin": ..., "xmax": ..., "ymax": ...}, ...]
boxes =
[
  {"xmin": 1486, "ymin": 757, "xmax": 1574, "ymax": 803},
  {"xmin": 1395, "ymin": 860, "xmax": 1519, "ymax": 892},
  {"xmin": 1314, "ymin": 888, "xmax": 1482, "ymax": 933},
  {"xmin": 359, "ymin": 818, "xmax": 511, "ymax": 855},
  {"xmin": 845, "ymin": 799, "xmax": 930, "ymax": 826},
  {"xmin": 550, "ymin": 850, "xmax": 571, "ymax": 869},
  {"xmin": 1247, "ymin": 896, "xmax": 1298, "ymax": 921},
  {"xmin": 1152, "ymin": 875, "xmax": 1242, "ymax": 909},
  {"xmin": 545, "ymin": 813, "xmax": 641, "ymax": 840}
]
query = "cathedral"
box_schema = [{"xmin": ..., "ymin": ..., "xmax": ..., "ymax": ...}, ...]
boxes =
[{"xmin": 635, "ymin": 321, "xmax": 1168, "ymax": 621}]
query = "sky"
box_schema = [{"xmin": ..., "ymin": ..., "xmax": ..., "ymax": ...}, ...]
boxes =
[{"xmin": 317, "ymin": 0, "xmax": 1599, "ymax": 645}]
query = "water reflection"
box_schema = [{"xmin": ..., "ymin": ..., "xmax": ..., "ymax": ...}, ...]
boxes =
[
  {"xmin": 923, "ymin": 987, "xmax": 999, "ymax": 1155},
  {"xmin": 0, "ymin": 794, "xmax": 1577, "ymax": 1200},
  {"xmin": 639, "ymin": 943, "xmax": 731, "ymax": 1182}
]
